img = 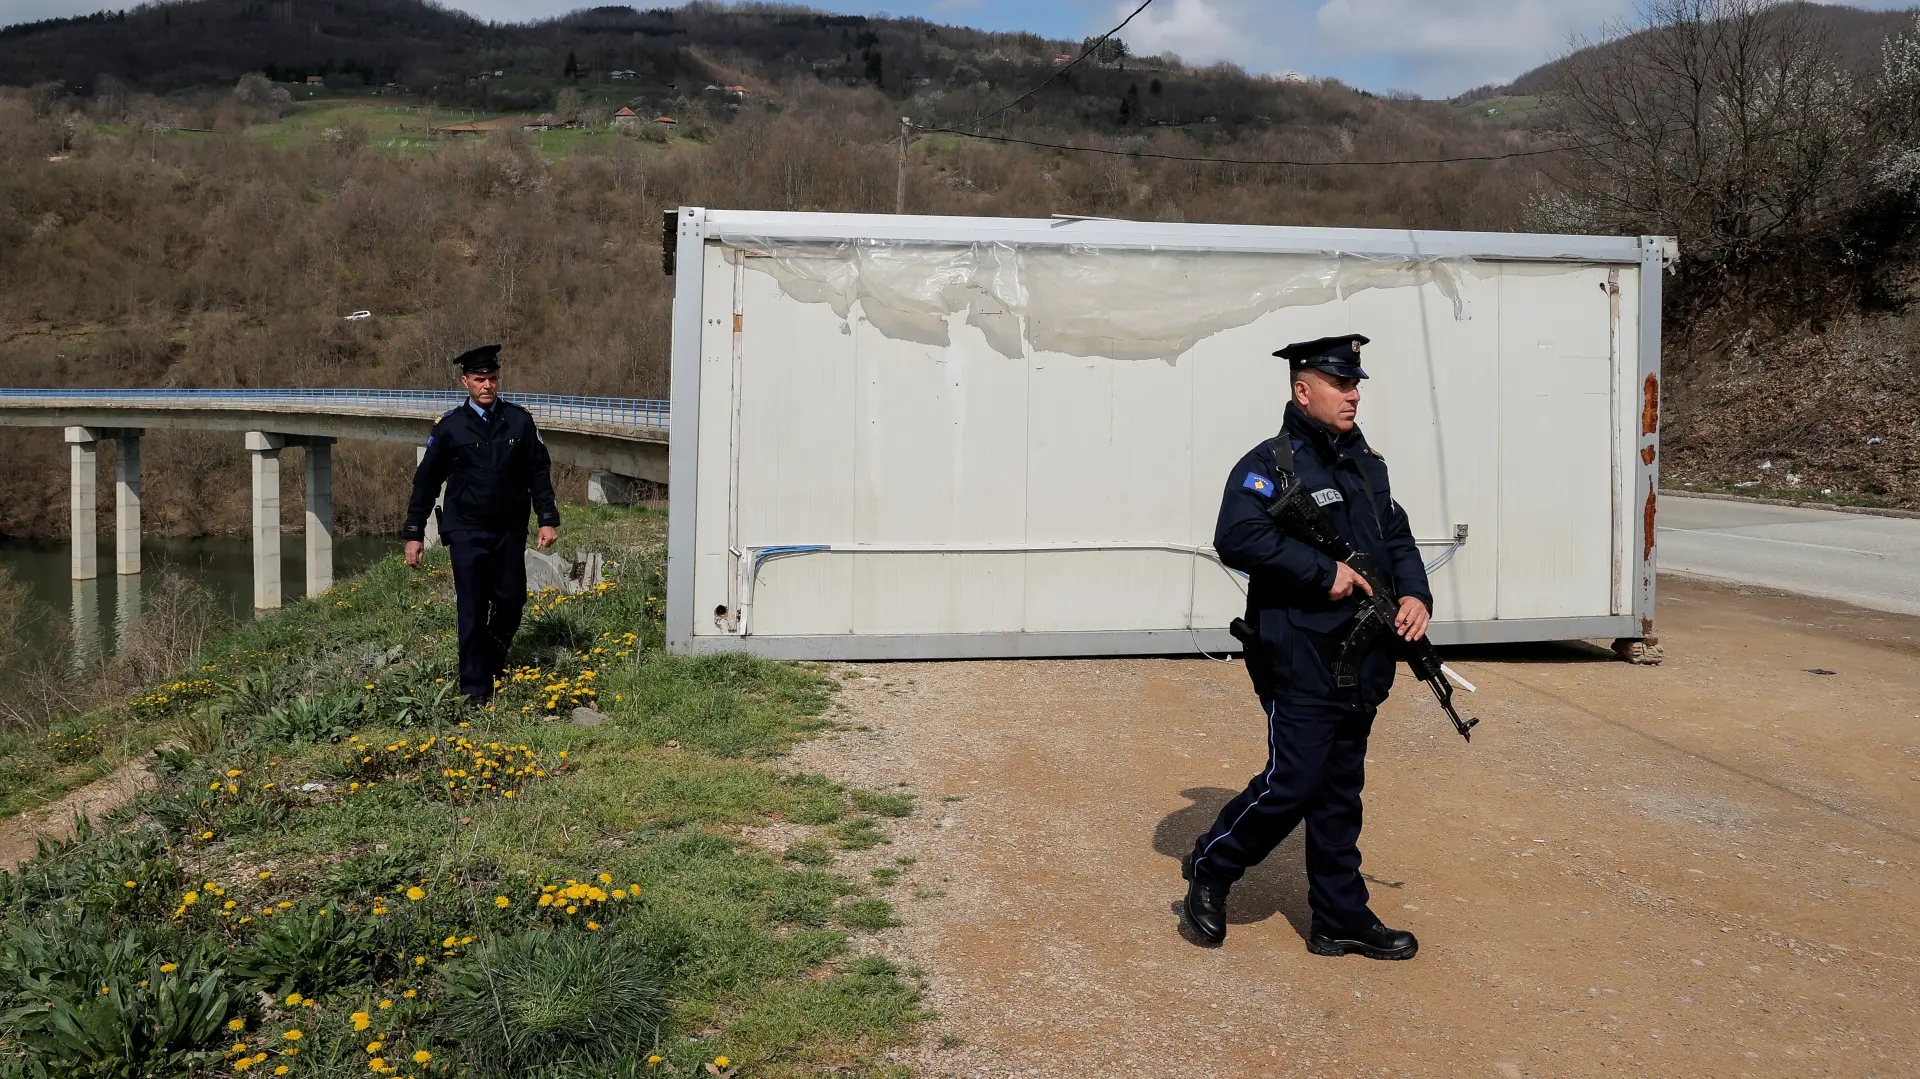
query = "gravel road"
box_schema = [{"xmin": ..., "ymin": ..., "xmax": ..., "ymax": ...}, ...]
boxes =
[{"xmin": 789, "ymin": 575, "xmax": 1919, "ymax": 1079}]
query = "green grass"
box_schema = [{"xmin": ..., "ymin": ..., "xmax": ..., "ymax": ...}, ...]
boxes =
[{"xmin": 0, "ymin": 504, "xmax": 927, "ymax": 1078}]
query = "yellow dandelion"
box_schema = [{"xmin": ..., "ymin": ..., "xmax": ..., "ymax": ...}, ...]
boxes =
[
  {"xmin": 405, "ymin": 887, "xmax": 424, "ymax": 901},
  {"xmin": 258, "ymin": 871, "xmax": 271, "ymax": 879},
  {"xmin": 715, "ymin": 1057, "xmax": 730, "ymax": 1068},
  {"xmin": 402, "ymin": 989, "xmax": 416, "ymax": 998},
  {"xmin": 494, "ymin": 895, "xmax": 510, "ymax": 908},
  {"xmin": 161, "ymin": 962, "xmax": 179, "ymax": 973},
  {"xmin": 366, "ymin": 1040, "xmax": 384, "ymax": 1053},
  {"xmin": 412, "ymin": 1050, "xmax": 430, "ymax": 1064},
  {"xmin": 227, "ymin": 1017, "xmax": 244, "ymax": 1030},
  {"xmin": 377, "ymin": 999, "xmax": 393, "ymax": 1009},
  {"xmin": 282, "ymin": 1029, "xmax": 302, "ymax": 1041}
]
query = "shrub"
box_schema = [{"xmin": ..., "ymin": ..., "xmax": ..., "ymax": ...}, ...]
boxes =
[
  {"xmin": 254, "ymin": 692, "xmax": 357, "ymax": 746},
  {"xmin": 439, "ymin": 931, "xmax": 666, "ymax": 1077},
  {"xmin": 230, "ymin": 904, "xmax": 381, "ymax": 997},
  {"xmin": 2, "ymin": 961, "xmax": 236, "ymax": 1079}
]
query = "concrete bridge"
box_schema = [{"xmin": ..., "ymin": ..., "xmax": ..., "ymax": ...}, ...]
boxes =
[{"xmin": 0, "ymin": 389, "xmax": 668, "ymax": 608}]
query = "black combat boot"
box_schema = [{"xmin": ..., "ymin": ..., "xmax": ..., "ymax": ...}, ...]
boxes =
[
  {"xmin": 1307, "ymin": 922, "xmax": 1419, "ymax": 960},
  {"xmin": 1180, "ymin": 853, "xmax": 1228, "ymax": 946}
]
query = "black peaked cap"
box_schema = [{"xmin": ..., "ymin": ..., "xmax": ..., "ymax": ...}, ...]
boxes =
[
  {"xmin": 1274, "ymin": 334, "xmax": 1369, "ymax": 379},
  {"xmin": 454, "ymin": 344, "xmax": 502, "ymax": 374}
]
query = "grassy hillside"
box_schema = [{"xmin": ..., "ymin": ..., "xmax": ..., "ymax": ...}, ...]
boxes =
[{"xmin": 0, "ymin": 504, "xmax": 929, "ymax": 1078}]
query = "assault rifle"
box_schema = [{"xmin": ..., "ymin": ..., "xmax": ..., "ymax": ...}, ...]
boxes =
[{"xmin": 1231, "ymin": 465, "xmax": 1479, "ymax": 742}]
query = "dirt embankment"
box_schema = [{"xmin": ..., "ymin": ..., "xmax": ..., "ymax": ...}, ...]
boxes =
[{"xmin": 795, "ymin": 576, "xmax": 1920, "ymax": 1078}]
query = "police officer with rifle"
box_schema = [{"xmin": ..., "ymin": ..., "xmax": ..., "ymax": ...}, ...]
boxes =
[{"xmin": 1182, "ymin": 334, "xmax": 1477, "ymax": 958}]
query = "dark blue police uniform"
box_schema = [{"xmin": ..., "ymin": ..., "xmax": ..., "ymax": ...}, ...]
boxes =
[
  {"xmin": 403, "ymin": 355, "xmax": 559, "ymax": 704},
  {"xmin": 1184, "ymin": 335, "xmax": 1431, "ymax": 957}
]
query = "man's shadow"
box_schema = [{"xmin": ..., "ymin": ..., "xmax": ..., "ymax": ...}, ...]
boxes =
[{"xmin": 1155, "ymin": 788, "xmax": 1313, "ymax": 940}]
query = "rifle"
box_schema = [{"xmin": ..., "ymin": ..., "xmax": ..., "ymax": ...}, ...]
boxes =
[{"xmin": 1249, "ymin": 465, "xmax": 1480, "ymax": 742}]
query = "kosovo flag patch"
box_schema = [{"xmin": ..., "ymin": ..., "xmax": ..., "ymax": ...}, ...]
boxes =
[{"xmin": 1242, "ymin": 472, "xmax": 1276, "ymax": 498}]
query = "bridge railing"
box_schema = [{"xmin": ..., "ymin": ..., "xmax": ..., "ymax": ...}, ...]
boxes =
[{"xmin": 0, "ymin": 388, "xmax": 671, "ymax": 429}]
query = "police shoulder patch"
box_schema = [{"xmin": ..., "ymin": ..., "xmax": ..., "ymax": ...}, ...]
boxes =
[
  {"xmin": 1367, "ymin": 447, "xmax": 1386, "ymax": 460},
  {"xmin": 1242, "ymin": 472, "xmax": 1276, "ymax": 498}
]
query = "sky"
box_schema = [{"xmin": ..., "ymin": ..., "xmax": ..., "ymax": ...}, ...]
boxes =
[{"xmin": 7, "ymin": 0, "xmax": 1917, "ymax": 97}]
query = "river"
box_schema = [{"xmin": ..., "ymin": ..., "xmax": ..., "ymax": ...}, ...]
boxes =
[{"xmin": 0, "ymin": 535, "xmax": 398, "ymax": 676}]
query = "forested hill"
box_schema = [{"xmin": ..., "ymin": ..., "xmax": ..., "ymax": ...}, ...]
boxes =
[
  {"xmin": 1505, "ymin": 1, "xmax": 1915, "ymax": 96},
  {"xmin": 2, "ymin": 0, "xmax": 1324, "ymax": 132}
]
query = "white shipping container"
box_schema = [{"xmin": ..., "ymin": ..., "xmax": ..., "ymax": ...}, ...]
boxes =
[{"xmin": 665, "ymin": 208, "xmax": 1673, "ymax": 660}]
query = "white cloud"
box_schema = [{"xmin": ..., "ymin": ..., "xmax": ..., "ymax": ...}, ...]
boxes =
[
  {"xmin": 1109, "ymin": 0, "xmax": 1641, "ymax": 95},
  {"xmin": 1315, "ymin": 0, "xmax": 1636, "ymax": 90},
  {"xmin": 1120, "ymin": 0, "xmax": 1277, "ymax": 71}
]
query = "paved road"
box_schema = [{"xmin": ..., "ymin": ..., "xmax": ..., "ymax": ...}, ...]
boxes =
[{"xmin": 1659, "ymin": 494, "xmax": 1920, "ymax": 616}]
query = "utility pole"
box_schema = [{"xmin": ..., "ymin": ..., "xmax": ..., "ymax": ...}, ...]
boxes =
[{"xmin": 896, "ymin": 116, "xmax": 910, "ymax": 215}]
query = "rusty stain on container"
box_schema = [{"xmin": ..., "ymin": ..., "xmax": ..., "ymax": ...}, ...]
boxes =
[
  {"xmin": 1641, "ymin": 617, "xmax": 1655, "ymax": 636},
  {"xmin": 733, "ymin": 313, "xmax": 743, "ymax": 333},
  {"xmin": 1642, "ymin": 487, "xmax": 1657, "ymax": 561},
  {"xmin": 1641, "ymin": 374, "xmax": 1660, "ymax": 435},
  {"xmin": 1640, "ymin": 445, "xmax": 1656, "ymax": 466}
]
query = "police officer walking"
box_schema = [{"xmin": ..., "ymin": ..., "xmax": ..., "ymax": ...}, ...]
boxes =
[
  {"xmin": 1182, "ymin": 334, "xmax": 1432, "ymax": 959},
  {"xmin": 403, "ymin": 345, "xmax": 561, "ymax": 706}
]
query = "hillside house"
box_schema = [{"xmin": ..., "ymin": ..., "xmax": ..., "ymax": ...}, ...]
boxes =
[
  {"xmin": 305, "ymin": 75, "xmax": 323, "ymax": 85},
  {"xmin": 613, "ymin": 106, "xmax": 638, "ymax": 128}
]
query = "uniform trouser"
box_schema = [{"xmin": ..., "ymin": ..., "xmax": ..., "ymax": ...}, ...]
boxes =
[
  {"xmin": 1189, "ymin": 697, "xmax": 1377, "ymax": 934},
  {"xmin": 446, "ymin": 529, "xmax": 527, "ymax": 704}
]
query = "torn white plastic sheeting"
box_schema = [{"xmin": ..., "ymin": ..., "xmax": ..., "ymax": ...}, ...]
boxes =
[{"xmin": 726, "ymin": 238, "xmax": 1479, "ymax": 363}]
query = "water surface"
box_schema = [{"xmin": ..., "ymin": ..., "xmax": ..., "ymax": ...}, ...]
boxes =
[{"xmin": 0, "ymin": 535, "xmax": 398, "ymax": 676}]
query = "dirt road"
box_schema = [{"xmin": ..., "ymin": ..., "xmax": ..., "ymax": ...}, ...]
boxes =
[{"xmin": 793, "ymin": 576, "xmax": 1919, "ymax": 1078}]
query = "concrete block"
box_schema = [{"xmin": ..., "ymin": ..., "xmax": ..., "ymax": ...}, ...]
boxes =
[{"xmin": 587, "ymin": 470, "xmax": 644, "ymax": 506}]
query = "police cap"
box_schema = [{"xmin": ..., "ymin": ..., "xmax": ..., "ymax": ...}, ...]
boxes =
[
  {"xmin": 454, "ymin": 344, "xmax": 502, "ymax": 374},
  {"xmin": 1274, "ymin": 334, "xmax": 1370, "ymax": 380}
]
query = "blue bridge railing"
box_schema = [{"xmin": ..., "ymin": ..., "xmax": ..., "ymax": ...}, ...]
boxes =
[{"xmin": 0, "ymin": 388, "xmax": 670, "ymax": 429}]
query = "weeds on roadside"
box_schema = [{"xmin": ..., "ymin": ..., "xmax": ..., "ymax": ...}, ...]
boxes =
[{"xmin": 0, "ymin": 506, "xmax": 925, "ymax": 1077}]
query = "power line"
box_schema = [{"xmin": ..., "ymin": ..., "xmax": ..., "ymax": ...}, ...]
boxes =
[
  {"xmin": 911, "ymin": 123, "xmax": 1605, "ymax": 167},
  {"xmin": 952, "ymin": 0, "xmax": 1156, "ymax": 131}
]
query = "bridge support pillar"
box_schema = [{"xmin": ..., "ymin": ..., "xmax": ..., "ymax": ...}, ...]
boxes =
[
  {"xmin": 65, "ymin": 427, "xmax": 98, "ymax": 581},
  {"xmin": 416, "ymin": 445, "xmax": 443, "ymax": 549},
  {"xmin": 304, "ymin": 439, "xmax": 335, "ymax": 597},
  {"xmin": 247, "ymin": 431, "xmax": 285, "ymax": 610},
  {"xmin": 114, "ymin": 432, "xmax": 143, "ymax": 576}
]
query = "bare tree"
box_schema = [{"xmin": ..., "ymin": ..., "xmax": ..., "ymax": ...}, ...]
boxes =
[{"xmin": 1539, "ymin": 0, "xmax": 1872, "ymax": 268}]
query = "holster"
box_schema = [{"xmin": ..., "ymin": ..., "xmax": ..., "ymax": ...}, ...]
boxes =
[{"xmin": 1229, "ymin": 617, "xmax": 1275, "ymax": 700}]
